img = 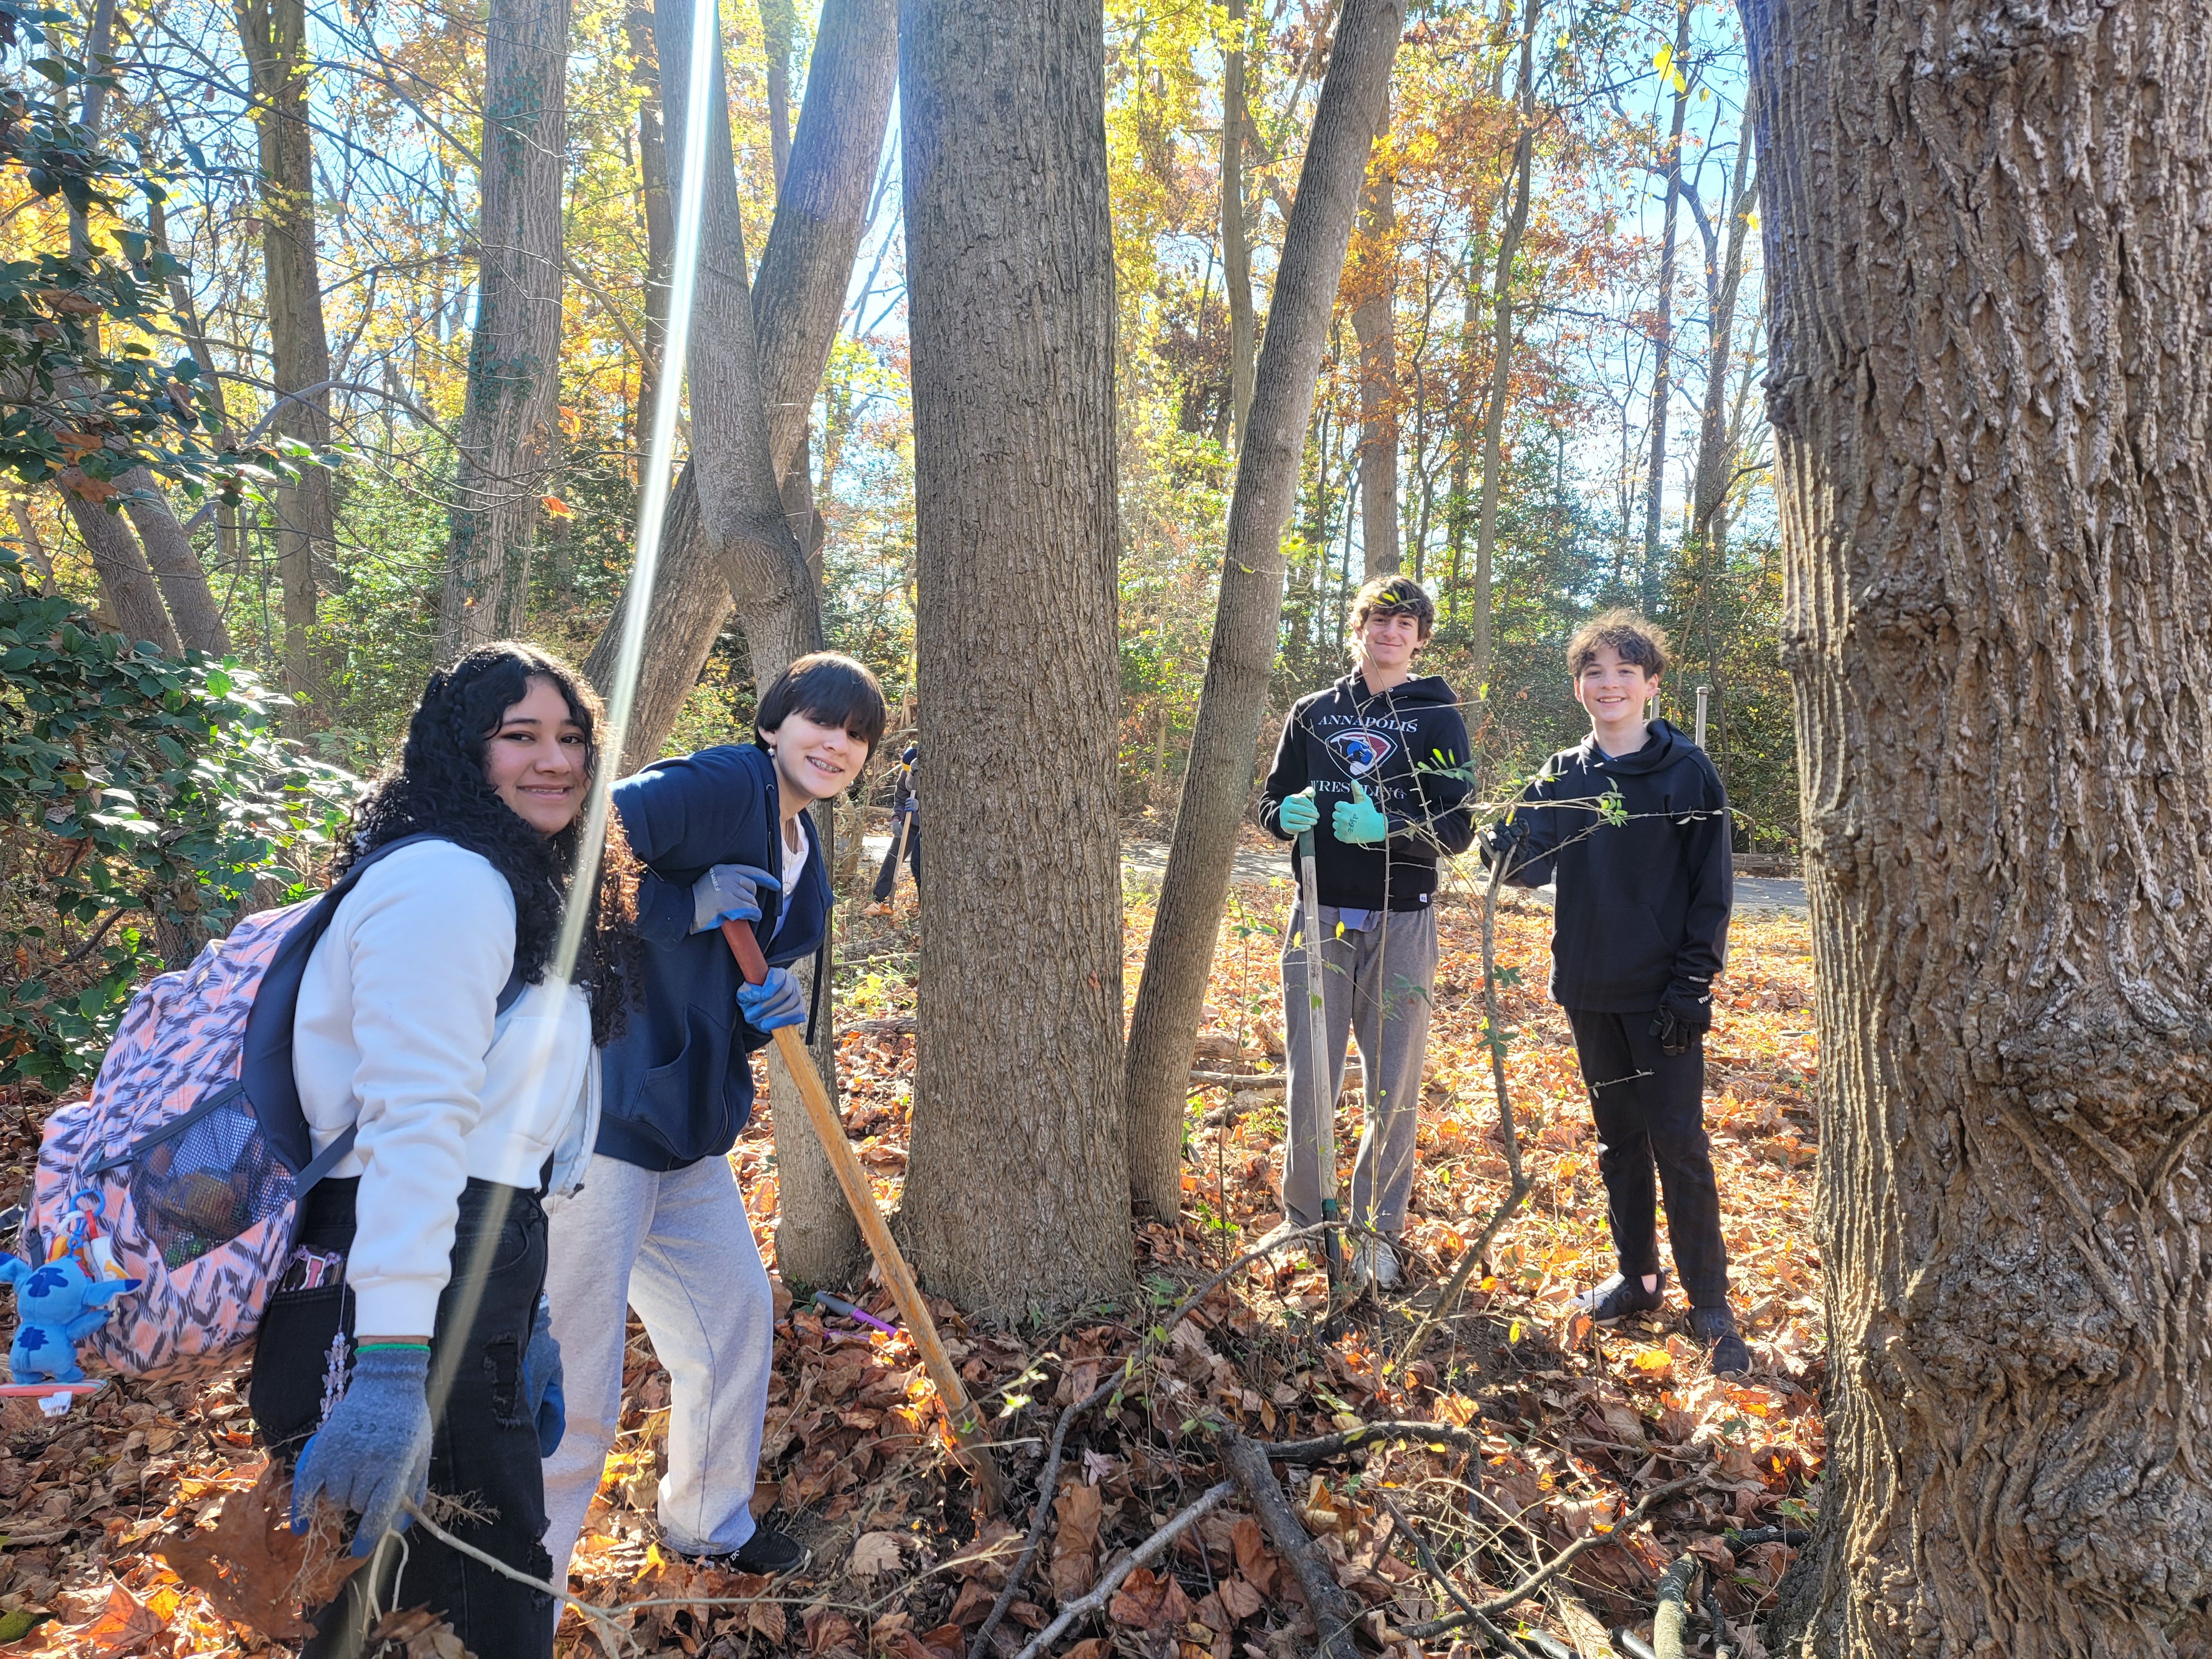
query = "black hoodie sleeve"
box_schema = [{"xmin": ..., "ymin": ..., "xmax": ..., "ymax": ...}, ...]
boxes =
[
  {"xmin": 1484, "ymin": 765, "xmax": 1566, "ymax": 888},
  {"xmin": 1256, "ymin": 701, "xmax": 1312, "ymax": 841},
  {"xmin": 1668, "ymin": 761, "xmax": 1734, "ymax": 994},
  {"xmin": 1390, "ymin": 702, "xmax": 1477, "ymax": 855}
]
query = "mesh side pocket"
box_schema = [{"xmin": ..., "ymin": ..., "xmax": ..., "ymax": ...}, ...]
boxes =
[{"xmin": 128, "ymin": 1094, "xmax": 297, "ymax": 1269}]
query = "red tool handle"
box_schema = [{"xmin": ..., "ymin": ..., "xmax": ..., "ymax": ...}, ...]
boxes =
[{"xmin": 721, "ymin": 916, "xmax": 770, "ymax": 985}]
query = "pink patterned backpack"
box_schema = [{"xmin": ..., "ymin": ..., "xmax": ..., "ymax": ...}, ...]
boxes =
[{"xmin": 13, "ymin": 836, "xmax": 518, "ymax": 1380}]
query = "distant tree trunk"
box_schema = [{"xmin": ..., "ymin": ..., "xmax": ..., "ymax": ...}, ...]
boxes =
[
  {"xmin": 1350, "ymin": 96, "xmax": 1398, "ymax": 576},
  {"xmin": 1637, "ymin": 1, "xmax": 1691, "ymax": 600},
  {"xmin": 438, "ymin": 0, "xmax": 572, "ymax": 658},
  {"xmin": 1222, "ymin": 0, "xmax": 1255, "ymax": 455},
  {"xmin": 1744, "ymin": 0, "xmax": 2212, "ymax": 1653},
  {"xmin": 237, "ymin": 0, "xmax": 334, "ymax": 718},
  {"xmin": 147, "ymin": 194, "xmax": 244, "ymax": 587},
  {"xmin": 1470, "ymin": 5, "xmax": 1533, "ymax": 700},
  {"xmin": 61, "ymin": 492, "xmax": 182, "ymax": 656},
  {"xmin": 624, "ymin": 3, "xmax": 674, "ymax": 431},
  {"xmin": 896, "ymin": 0, "xmax": 1130, "ymax": 1315},
  {"xmin": 582, "ymin": 0, "xmax": 896, "ymax": 760},
  {"xmin": 1442, "ymin": 241, "xmax": 1475, "ymax": 628},
  {"xmin": 1122, "ymin": 0, "xmax": 1406, "ymax": 1221},
  {"xmin": 1687, "ymin": 114, "xmax": 1755, "ymax": 555},
  {"xmin": 121, "ymin": 474, "xmax": 230, "ymax": 655}
]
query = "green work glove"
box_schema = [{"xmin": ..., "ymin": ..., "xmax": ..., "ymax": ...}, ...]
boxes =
[
  {"xmin": 1277, "ymin": 789, "xmax": 1319, "ymax": 833},
  {"xmin": 1333, "ymin": 782, "xmax": 1389, "ymax": 845}
]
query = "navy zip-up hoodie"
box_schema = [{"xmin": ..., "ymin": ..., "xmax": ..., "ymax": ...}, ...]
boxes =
[
  {"xmin": 1258, "ymin": 672, "xmax": 1476, "ymax": 910},
  {"xmin": 1492, "ymin": 718, "xmax": 1732, "ymax": 1013},
  {"xmin": 597, "ymin": 743, "xmax": 830, "ymax": 1171}
]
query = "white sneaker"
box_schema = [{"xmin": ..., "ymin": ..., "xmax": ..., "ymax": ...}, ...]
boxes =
[{"xmin": 1349, "ymin": 1239, "xmax": 1401, "ymax": 1291}]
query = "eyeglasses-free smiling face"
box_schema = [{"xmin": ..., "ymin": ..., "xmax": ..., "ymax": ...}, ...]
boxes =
[
  {"xmin": 764, "ymin": 708, "xmax": 870, "ymax": 804},
  {"xmin": 1574, "ymin": 645, "xmax": 1660, "ymax": 747},
  {"xmin": 1355, "ymin": 608, "xmax": 1423, "ymax": 675},
  {"xmin": 483, "ymin": 675, "xmax": 590, "ymax": 835}
]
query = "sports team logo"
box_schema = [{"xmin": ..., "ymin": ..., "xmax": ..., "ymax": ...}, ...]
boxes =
[{"xmin": 1326, "ymin": 728, "xmax": 1396, "ymax": 778}]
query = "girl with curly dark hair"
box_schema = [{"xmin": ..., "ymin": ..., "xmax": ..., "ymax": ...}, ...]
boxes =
[{"xmin": 248, "ymin": 643, "xmax": 638, "ymax": 1659}]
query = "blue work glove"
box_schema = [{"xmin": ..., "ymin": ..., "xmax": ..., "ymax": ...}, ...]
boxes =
[
  {"xmin": 523, "ymin": 1293, "xmax": 565, "ymax": 1458},
  {"xmin": 1276, "ymin": 789, "xmax": 1319, "ymax": 833},
  {"xmin": 690, "ymin": 863, "xmax": 781, "ymax": 935},
  {"xmin": 291, "ymin": 1343, "xmax": 434, "ymax": 1555},
  {"xmin": 735, "ymin": 966, "xmax": 807, "ymax": 1034},
  {"xmin": 1332, "ymin": 782, "xmax": 1390, "ymax": 845}
]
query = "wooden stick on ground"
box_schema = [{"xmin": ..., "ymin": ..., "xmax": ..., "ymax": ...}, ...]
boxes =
[
  {"xmin": 1006, "ymin": 1481, "xmax": 1234, "ymax": 1659},
  {"xmin": 1220, "ymin": 1432, "xmax": 1362, "ymax": 1659},
  {"xmin": 722, "ymin": 919, "xmax": 1005, "ymax": 1515}
]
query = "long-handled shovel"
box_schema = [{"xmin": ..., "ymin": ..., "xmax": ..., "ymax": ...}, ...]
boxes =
[
  {"xmin": 1293, "ymin": 819, "xmax": 1347, "ymax": 1315},
  {"xmin": 721, "ymin": 917, "xmax": 1005, "ymax": 1515}
]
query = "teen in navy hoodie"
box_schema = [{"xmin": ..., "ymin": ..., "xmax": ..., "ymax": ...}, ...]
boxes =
[
  {"xmin": 1259, "ymin": 576, "xmax": 1474, "ymax": 1290},
  {"xmin": 1483, "ymin": 611, "xmax": 1749, "ymax": 1374},
  {"xmin": 541, "ymin": 654, "xmax": 886, "ymax": 1580}
]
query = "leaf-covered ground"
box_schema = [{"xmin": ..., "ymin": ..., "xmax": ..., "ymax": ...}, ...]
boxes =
[{"xmin": 0, "ymin": 870, "xmax": 1824, "ymax": 1657}]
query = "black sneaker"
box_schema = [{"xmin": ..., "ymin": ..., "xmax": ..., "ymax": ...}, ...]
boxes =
[
  {"xmin": 1688, "ymin": 1305, "xmax": 1753, "ymax": 1375},
  {"xmin": 1575, "ymin": 1270, "xmax": 1666, "ymax": 1324},
  {"xmin": 691, "ymin": 1526, "xmax": 811, "ymax": 1576}
]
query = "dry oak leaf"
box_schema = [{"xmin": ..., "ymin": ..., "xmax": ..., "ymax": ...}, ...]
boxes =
[
  {"xmin": 806, "ymin": 1604, "xmax": 862, "ymax": 1655},
  {"xmin": 850, "ymin": 1531, "xmax": 906, "ymax": 1576},
  {"xmin": 942, "ymin": 1519, "xmax": 1021, "ymax": 1585},
  {"xmin": 156, "ymin": 1460, "xmax": 360, "ymax": 1640},
  {"xmin": 50, "ymin": 1585, "xmax": 161, "ymax": 1659},
  {"xmin": 1216, "ymin": 1575, "xmax": 1265, "ymax": 1624},
  {"xmin": 1054, "ymin": 1479, "xmax": 1104, "ymax": 1557},
  {"xmin": 1108, "ymin": 1566, "xmax": 1192, "ymax": 1633},
  {"xmin": 365, "ymin": 1606, "xmax": 472, "ymax": 1659}
]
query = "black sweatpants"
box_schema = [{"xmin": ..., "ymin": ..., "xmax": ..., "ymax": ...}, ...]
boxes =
[
  {"xmin": 1563, "ymin": 1008, "xmax": 1730, "ymax": 1307},
  {"xmin": 250, "ymin": 1176, "xmax": 558, "ymax": 1659},
  {"xmin": 872, "ymin": 816, "xmax": 921, "ymax": 900}
]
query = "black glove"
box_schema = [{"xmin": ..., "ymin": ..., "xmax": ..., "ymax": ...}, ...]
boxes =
[
  {"xmin": 1650, "ymin": 984, "xmax": 1712, "ymax": 1057},
  {"xmin": 1480, "ymin": 813, "xmax": 1530, "ymax": 871}
]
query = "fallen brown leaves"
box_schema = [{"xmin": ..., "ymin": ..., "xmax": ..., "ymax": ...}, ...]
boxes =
[{"xmin": 0, "ymin": 875, "xmax": 1824, "ymax": 1659}]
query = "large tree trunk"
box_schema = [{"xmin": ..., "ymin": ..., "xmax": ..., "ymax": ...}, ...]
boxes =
[
  {"xmin": 122, "ymin": 473, "xmax": 230, "ymax": 655},
  {"xmin": 1350, "ymin": 97, "xmax": 1398, "ymax": 576},
  {"xmin": 1121, "ymin": 0, "xmax": 1405, "ymax": 1220},
  {"xmin": 1469, "ymin": 7, "xmax": 1533, "ymax": 697},
  {"xmin": 1637, "ymin": 2, "xmax": 1691, "ymax": 603},
  {"xmin": 1222, "ymin": 0, "xmax": 1255, "ymax": 456},
  {"xmin": 237, "ymin": 0, "xmax": 334, "ymax": 718},
  {"xmin": 1744, "ymin": 0, "xmax": 2212, "ymax": 1652},
  {"xmin": 581, "ymin": 0, "xmax": 897, "ymax": 761},
  {"xmin": 62, "ymin": 492, "xmax": 182, "ymax": 656},
  {"xmin": 437, "ymin": 0, "xmax": 572, "ymax": 656},
  {"xmin": 896, "ymin": 0, "xmax": 1130, "ymax": 1315}
]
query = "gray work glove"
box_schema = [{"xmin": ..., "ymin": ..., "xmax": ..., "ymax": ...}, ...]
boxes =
[
  {"xmin": 290, "ymin": 1343, "xmax": 434, "ymax": 1555},
  {"xmin": 689, "ymin": 863, "xmax": 781, "ymax": 935},
  {"xmin": 735, "ymin": 966, "xmax": 807, "ymax": 1034}
]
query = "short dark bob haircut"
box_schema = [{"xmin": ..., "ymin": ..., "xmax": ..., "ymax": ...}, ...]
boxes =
[{"xmin": 754, "ymin": 651, "xmax": 889, "ymax": 755}]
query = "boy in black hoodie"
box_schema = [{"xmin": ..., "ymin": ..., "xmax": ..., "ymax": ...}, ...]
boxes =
[
  {"xmin": 1259, "ymin": 576, "xmax": 1474, "ymax": 1290},
  {"xmin": 1483, "ymin": 611, "xmax": 1750, "ymax": 1373}
]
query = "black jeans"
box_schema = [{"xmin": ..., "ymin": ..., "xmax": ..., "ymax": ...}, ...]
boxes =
[
  {"xmin": 1564, "ymin": 1008, "xmax": 1730, "ymax": 1307},
  {"xmin": 872, "ymin": 817, "xmax": 921, "ymax": 900},
  {"xmin": 250, "ymin": 1176, "xmax": 557, "ymax": 1659}
]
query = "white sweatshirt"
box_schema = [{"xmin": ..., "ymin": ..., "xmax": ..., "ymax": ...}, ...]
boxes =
[{"xmin": 292, "ymin": 838, "xmax": 597, "ymax": 1335}]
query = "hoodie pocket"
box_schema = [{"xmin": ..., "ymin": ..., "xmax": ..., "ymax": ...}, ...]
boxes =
[
  {"xmin": 630, "ymin": 1006, "xmax": 735, "ymax": 1158},
  {"xmin": 1556, "ymin": 903, "xmax": 1674, "ymax": 1001}
]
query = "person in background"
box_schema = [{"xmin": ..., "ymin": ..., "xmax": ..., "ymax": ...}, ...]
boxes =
[
  {"xmin": 540, "ymin": 653, "xmax": 886, "ymax": 1580},
  {"xmin": 872, "ymin": 742, "xmax": 920, "ymax": 901},
  {"xmin": 254, "ymin": 643, "xmax": 638, "ymax": 1658},
  {"xmin": 1481, "ymin": 609, "xmax": 1749, "ymax": 1374},
  {"xmin": 1257, "ymin": 576, "xmax": 1474, "ymax": 1291}
]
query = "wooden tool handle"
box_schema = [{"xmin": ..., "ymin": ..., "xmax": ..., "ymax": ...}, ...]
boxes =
[{"xmin": 721, "ymin": 918, "xmax": 1004, "ymax": 1513}]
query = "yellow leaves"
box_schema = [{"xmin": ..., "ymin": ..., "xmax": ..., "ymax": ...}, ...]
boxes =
[{"xmin": 1653, "ymin": 41, "xmax": 1688, "ymax": 94}]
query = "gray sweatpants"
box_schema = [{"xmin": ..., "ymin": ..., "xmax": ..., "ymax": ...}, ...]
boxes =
[
  {"xmin": 540, "ymin": 1152, "xmax": 774, "ymax": 1577},
  {"xmin": 1280, "ymin": 904, "xmax": 1438, "ymax": 1238}
]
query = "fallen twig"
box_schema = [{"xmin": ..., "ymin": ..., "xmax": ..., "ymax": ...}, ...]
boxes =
[
  {"xmin": 1220, "ymin": 1432, "xmax": 1362, "ymax": 1659},
  {"xmin": 964, "ymin": 1225, "xmax": 1335, "ymax": 1659},
  {"xmin": 1263, "ymin": 1416, "xmax": 1482, "ymax": 1464},
  {"xmin": 1652, "ymin": 1553, "xmax": 1699, "ymax": 1658},
  {"xmin": 1401, "ymin": 1460, "xmax": 1713, "ymax": 1639},
  {"xmin": 1005, "ymin": 1481, "xmax": 1234, "ymax": 1659},
  {"xmin": 1372, "ymin": 1489, "xmax": 1535, "ymax": 1659}
]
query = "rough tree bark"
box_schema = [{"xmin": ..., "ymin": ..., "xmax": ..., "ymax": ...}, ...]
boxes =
[
  {"xmin": 1222, "ymin": 0, "xmax": 1255, "ymax": 455},
  {"xmin": 1743, "ymin": 0, "xmax": 2212, "ymax": 1652},
  {"xmin": 1469, "ymin": 3, "xmax": 1533, "ymax": 696},
  {"xmin": 1121, "ymin": 0, "xmax": 1406, "ymax": 1220},
  {"xmin": 437, "ymin": 0, "xmax": 572, "ymax": 656},
  {"xmin": 121, "ymin": 473, "xmax": 229, "ymax": 655},
  {"xmin": 1350, "ymin": 95, "xmax": 1397, "ymax": 576},
  {"xmin": 581, "ymin": 0, "xmax": 896, "ymax": 760},
  {"xmin": 237, "ymin": 0, "xmax": 333, "ymax": 716},
  {"xmin": 896, "ymin": 0, "xmax": 1131, "ymax": 1314},
  {"xmin": 61, "ymin": 492, "xmax": 181, "ymax": 655},
  {"xmin": 1638, "ymin": 0, "xmax": 1691, "ymax": 598}
]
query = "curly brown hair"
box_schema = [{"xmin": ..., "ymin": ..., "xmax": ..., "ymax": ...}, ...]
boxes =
[
  {"xmin": 1567, "ymin": 609, "xmax": 1670, "ymax": 679},
  {"xmin": 333, "ymin": 642, "xmax": 640, "ymax": 1044}
]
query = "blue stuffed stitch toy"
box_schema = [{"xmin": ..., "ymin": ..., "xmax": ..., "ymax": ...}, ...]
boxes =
[{"xmin": 1, "ymin": 1256, "xmax": 140, "ymax": 1384}]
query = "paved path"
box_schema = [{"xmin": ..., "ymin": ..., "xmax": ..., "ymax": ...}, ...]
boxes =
[{"xmin": 869, "ymin": 835, "xmax": 1809, "ymax": 917}]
